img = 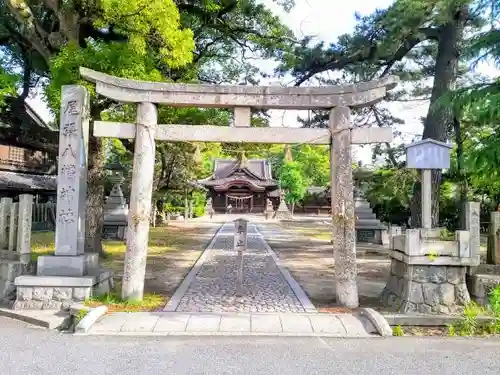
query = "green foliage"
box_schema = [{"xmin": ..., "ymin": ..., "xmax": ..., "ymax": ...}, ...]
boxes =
[
  {"xmin": 279, "ymin": 161, "xmax": 308, "ymax": 207},
  {"xmin": 0, "ymin": 67, "xmax": 19, "ymax": 108},
  {"xmin": 448, "ymin": 285, "xmax": 500, "ymax": 336},
  {"xmin": 292, "ymin": 145, "xmax": 330, "ymax": 186},
  {"xmin": 74, "ymin": 309, "xmax": 89, "ymax": 326},
  {"xmin": 392, "ymin": 325, "xmax": 404, "ymax": 336},
  {"xmin": 191, "ymin": 190, "xmax": 207, "ymax": 218},
  {"xmin": 363, "ymin": 168, "xmax": 417, "ymax": 224},
  {"xmin": 96, "ymin": 0, "xmax": 194, "ymax": 68}
]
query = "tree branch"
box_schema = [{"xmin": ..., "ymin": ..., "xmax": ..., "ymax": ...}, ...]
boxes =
[
  {"xmin": 5, "ymin": 0, "xmax": 52, "ymax": 63},
  {"xmin": 295, "ymin": 27, "xmax": 438, "ymax": 86}
]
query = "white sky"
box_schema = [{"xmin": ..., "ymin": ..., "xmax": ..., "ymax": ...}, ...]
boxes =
[{"xmin": 27, "ymin": 0, "xmax": 499, "ymax": 164}]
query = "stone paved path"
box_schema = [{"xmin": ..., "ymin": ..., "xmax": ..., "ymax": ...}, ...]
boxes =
[{"xmin": 165, "ymin": 222, "xmax": 313, "ymax": 313}]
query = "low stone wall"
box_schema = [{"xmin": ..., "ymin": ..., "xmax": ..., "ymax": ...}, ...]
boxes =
[
  {"xmin": 381, "ymin": 259, "xmax": 470, "ymax": 314},
  {"xmin": 0, "ymin": 260, "xmax": 32, "ymax": 303},
  {"xmin": 13, "ymin": 270, "xmax": 113, "ymax": 310},
  {"xmin": 469, "ymin": 264, "xmax": 500, "ymax": 305}
]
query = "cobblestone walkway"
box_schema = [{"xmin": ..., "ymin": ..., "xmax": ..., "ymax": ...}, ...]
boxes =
[{"xmin": 172, "ymin": 222, "xmax": 308, "ymax": 313}]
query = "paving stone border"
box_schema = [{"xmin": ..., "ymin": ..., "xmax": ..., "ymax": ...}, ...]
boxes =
[
  {"xmin": 383, "ymin": 313, "xmax": 496, "ymax": 327},
  {"xmin": 80, "ymin": 311, "xmax": 379, "ymax": 337},
  {"xmin": 0, "ymin": 306, "xmax": 70, "ymax": 329}
]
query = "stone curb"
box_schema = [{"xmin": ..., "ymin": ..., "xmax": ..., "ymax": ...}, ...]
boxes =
[
  {"xmin": 76, "ymin": 331, "xmax": 379, "ymax": 337},
  {"xmin": 359, "ymin": 308, "xmax": 392, "ymax": 336},
  {"xmin": 75, "ymin": 305, "xmax": 108, "ymax": 333},
  {"xmin": 0, "ymin": 307, "xmax": 69, "ymax": 329},
  {"xmin": 383, "ymin": 313, "xmax": 497, "ymax": 327}
]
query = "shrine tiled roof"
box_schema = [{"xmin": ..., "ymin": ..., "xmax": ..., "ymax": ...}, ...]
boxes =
[
  {"xmin": 198, "ymin": 158, "xmax": 278, "ymax": 188},
  {"xmin": 0, "ymin": 171, "xmax": 56, "ymax": 191},
  {"xmin": 212, "ymin": 158, "xmax": 273, "ymax": 180}
]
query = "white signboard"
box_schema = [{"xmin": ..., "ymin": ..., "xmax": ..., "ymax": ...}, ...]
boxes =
[{"xmin": 406, "ymin": 139, "xmax": 452, "ymax": 170}]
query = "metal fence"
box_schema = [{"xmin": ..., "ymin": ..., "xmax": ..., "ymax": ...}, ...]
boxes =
[{"xmin": 32, "ymin": 202, "xmax": 56, "ymax": 232}]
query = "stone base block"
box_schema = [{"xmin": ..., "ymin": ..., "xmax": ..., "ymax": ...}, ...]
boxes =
[
  {"xmin": 13, "ymin": 269, "xmax": 113, "ymax": 310},
  {"xmin": 102, "ymin": 224, "xmax": 127, "ymax": 240},
  {"xmin": 356, "ymin": 227, "xmax": 388, "ymax": 245},
  {"xmin": 0, "ymin": 260, "xmax": 32, "ymax": 301},
  {"xmin": 380, "ymin": 258, "xmax": 471, "ymax": 314},
  {"xmin": 468, "ymin": 265, "xmax": 500, "ymax": 305},
  {"xmin": 37, "ymin": 253, "xmax": 98, "ymax": 277}
]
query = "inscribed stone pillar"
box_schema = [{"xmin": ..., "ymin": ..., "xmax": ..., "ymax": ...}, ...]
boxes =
[
  {"xmin": 8, "ymin": 202, "xmax": 18, "ymax": 251},
  {"xmin": 122, "ymin": 102, "xmax": 157, "ymax": 301},
  {"xmin": 329, "ymin": 106, "xmax": 359, "ymax": 308},
  {"xmin": 16, "ymin": 194, "xmax": 33, "ymax": 264},
  {"xmin": 0, "ymin": 198, "xmax": 12, "ymax": 249},
  {"xmin": 465, "ymin": 202, "xmax": 480, "ymax": 272},
  {"xmin": 421, "ymin": 169, "xmax": 432, "ymax": 229},
  {"xmin": 55, "ymin": 85, "xmax": 89, "ymax": 256}
]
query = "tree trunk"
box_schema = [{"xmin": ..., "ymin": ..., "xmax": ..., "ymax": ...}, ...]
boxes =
[
  {"xmin": 410, "ymin": 7, "xmax": 467, "ymax": 228},
  {"xmin": 85, "ymin": 108, "xmax": 106, "ymax": 255},
  {"xmin": 454, "ymin": 117, "xmax": 468, "ymax": 228}
]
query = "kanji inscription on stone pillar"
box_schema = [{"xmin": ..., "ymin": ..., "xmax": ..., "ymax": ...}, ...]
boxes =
[{"xmin": 55, "ymin": 85, "xmax": 89, "ymax": 257}]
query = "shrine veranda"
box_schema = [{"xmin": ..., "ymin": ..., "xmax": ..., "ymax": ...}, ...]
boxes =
[{"xmin": 13, "ymin": 68, "xmax": 399, "ymax": 309}]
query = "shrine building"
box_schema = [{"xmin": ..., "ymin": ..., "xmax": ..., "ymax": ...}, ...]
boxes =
[{"xmin": 197, "ymin": 158, "xmax": 280, "ymax": 213}]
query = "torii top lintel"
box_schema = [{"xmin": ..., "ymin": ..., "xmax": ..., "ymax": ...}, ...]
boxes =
[{"xmin": 79, "ymin": 68, "xmax": 399, "ymax": 110}]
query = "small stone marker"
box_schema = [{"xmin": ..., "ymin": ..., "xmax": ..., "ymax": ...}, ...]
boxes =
[
  {"xmin": 406, "ymin": 139, "xmax": 453, "ymax": 228},
  {"xmin": 233, "ymin": 218, "xmax": 248, "ymax": 297}
]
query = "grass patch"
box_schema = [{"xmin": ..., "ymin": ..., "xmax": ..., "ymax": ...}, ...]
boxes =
[
  {"xmin": 31, "ymin": 226, "xmax": 196, "ymax": 263},
  {"xmin": 85, "ymin": 290, "xmax": 166, "ymax": 312},
  {"xmin": 311, "ymin": 232, "xmax": 331, "ymax": 241},
  {"xmin": 447, "ymin": 287, "xmax": 500, "ymax": 336},
  {"xmin": 392, "ymin": 325, "xmax": 405, "ymax": 336},
  {"xmin": 31, "ymin": 231, "xmax": 56, "ymax": 261},
  {"xmin": 74, "ymin": 309, "xmax": 89, "ymax": 326}
]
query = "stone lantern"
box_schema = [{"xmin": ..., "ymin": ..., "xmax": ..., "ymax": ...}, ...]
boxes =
[{"xmin": 103, "ymin": 162, "xmax": 128, "ymax": 240}]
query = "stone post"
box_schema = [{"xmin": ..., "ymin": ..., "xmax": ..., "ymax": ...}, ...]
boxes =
[
  {"xmin": 8, "ymin": 202, "xmax": 18, "ymax": 251},
  {"xmin": 122, "ymin": 102, "xmax": 157, "ymax": 301},
  {"xmin": 36, "ymin": 85, "xmax": 91, "ymax": 276},
  {"xmin": 55, "ymin": 86, "xmax": 89, "ymax": 257},
  {"xmin": 465, "ymin": 202, "xmax": 481, "ymax": 273},
  {"xmin": 329, "ymin": 106, "xmax": 358, "ymax": 308},
  {"xmin": 188, "ymin": 200, "xmax": 194, "ymax": 219},
  {"xmin": 388, "ymin": 225, "xmax": 402, "ymax": 250},
  {"xmin": 184, "ymin": 191, "xmax": 189, "ymax": 224},
  {"xmin": 16, "ymin": 194, "xmax": 33, "ymax": 264},
  {"xmin": 234, "ymin": 218, "xmax": 248, "ymax": 297},
  {"xmin": 488, "ymin": 211, "xmax": 500, "ymax": 265},
  {"xmin": 0, "ymin": 198, "xmax": 12, "ymax": 249},
  {"xmin": 421, "ymin": 169, "xmax": 432, "ymax": 229}
]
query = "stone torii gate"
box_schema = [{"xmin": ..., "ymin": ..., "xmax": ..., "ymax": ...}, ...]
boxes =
[{"xmin": 78, "ymin": 68, "xmax": 398, "ymax": 307}]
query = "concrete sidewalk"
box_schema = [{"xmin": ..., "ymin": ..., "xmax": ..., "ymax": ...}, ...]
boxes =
[{"xmin": 83, "ymin": 311, "xmax": 380, "ymax": 337}]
